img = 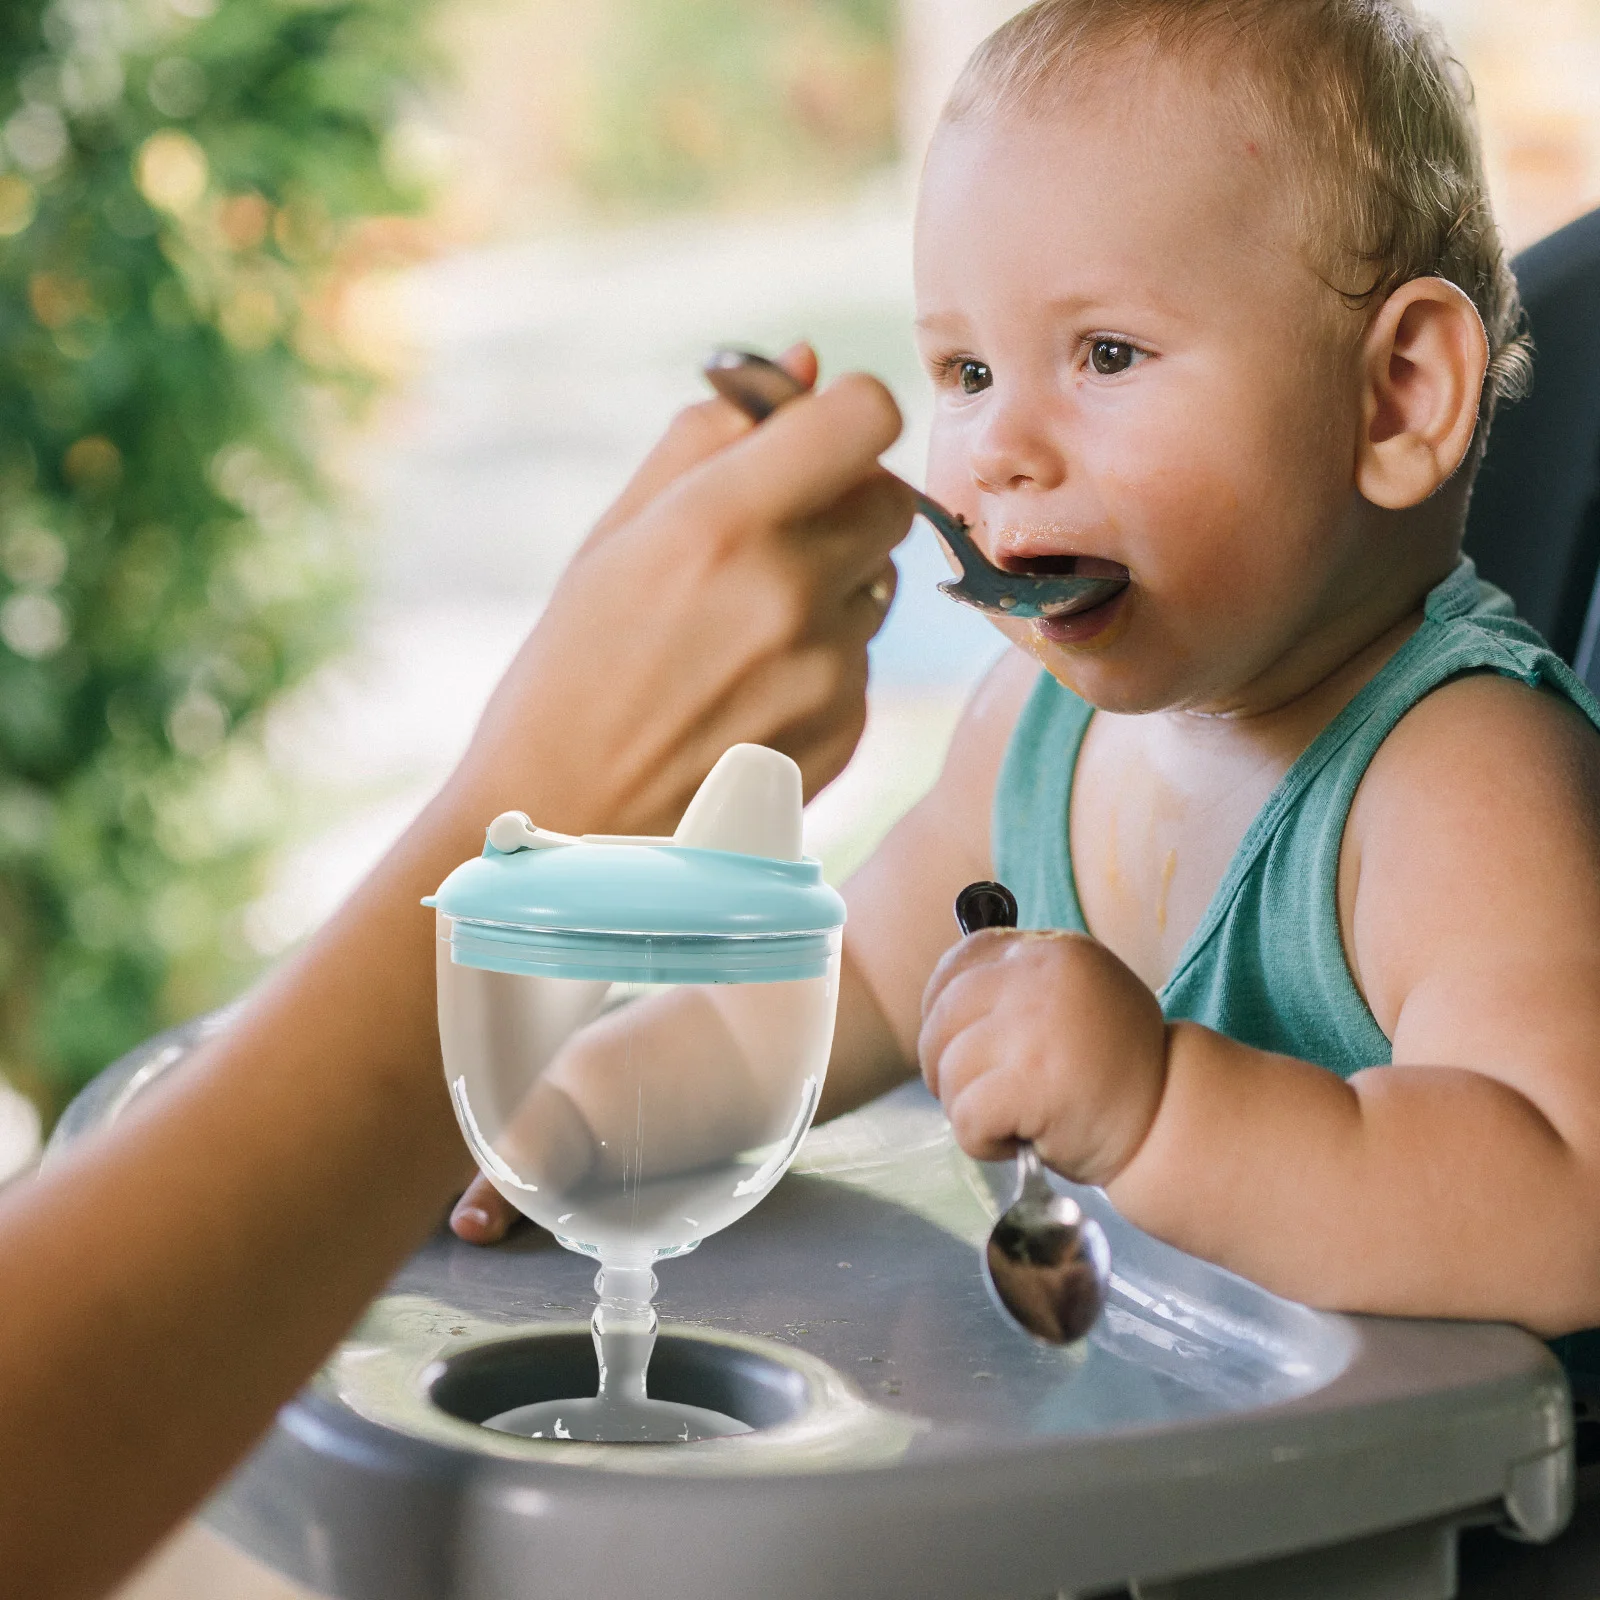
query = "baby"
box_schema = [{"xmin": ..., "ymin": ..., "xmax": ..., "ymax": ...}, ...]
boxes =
[{"xmin": 460, "ymin": 0, "xmax": 1600, "ymax": 1358}]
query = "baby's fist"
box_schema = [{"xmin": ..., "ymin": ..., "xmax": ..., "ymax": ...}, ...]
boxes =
[{"xmin": 918, "ymin": 929, "xmax": 1168, "ymax": 1186}]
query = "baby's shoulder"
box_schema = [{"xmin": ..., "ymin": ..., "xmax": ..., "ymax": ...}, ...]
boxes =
[
  {"xmin": 1344, "ymin": 665, "xmax": 1600, "ymax": 1049},
  {"xmin": 961, "ymin": 644, "xmax": 1043, "ymax": 744},
  {"xmin": 1359, "ymin": 670, "xmax": 1600, "ymax": 828},
  {"xmin": 892, "ymin": 646, "xmax": 1041, "ymax": 861},
  {"xmin": 1345, "ymin": 671, "xmax": 1600, "ymax": 1024}
]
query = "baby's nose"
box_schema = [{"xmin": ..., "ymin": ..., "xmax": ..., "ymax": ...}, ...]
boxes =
[{"xmin": 969, "ymin": 400, "xmax": 1068, "ymax": 496}]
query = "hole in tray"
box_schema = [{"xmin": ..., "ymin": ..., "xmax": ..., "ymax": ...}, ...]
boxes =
[{"xmin": 426, "ymin": 1330, "xmax": 813, "ymax": 1434}]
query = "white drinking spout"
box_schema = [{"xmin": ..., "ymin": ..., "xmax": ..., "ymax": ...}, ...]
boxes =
[{"xmin": 673, "ymin": 744, "xmax": 803, "ymax": 861}]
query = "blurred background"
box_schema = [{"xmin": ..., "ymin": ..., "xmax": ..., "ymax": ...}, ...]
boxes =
[
  {"xmin": 0, "ymin": 0, "xmax": 1591, "ymax": 1593},
  {"xmin": 1, "ymin": 0, "xmax": 1597, "ymax": 1135}
]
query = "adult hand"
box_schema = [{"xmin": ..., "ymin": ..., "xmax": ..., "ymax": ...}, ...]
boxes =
[
  {"xmin": 447, "ymin": 346, "xmax": 912, "ymax": 839},
  {"xmin": 0, "ymin": 347, "xmax": 912, "ymax": 1600}
]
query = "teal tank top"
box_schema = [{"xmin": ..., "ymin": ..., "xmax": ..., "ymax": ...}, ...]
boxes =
[{"xmin": 993, "ymin": 557, "xmax": 1600, "ymax": 1383}]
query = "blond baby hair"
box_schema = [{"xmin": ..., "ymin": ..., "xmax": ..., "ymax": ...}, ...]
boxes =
[{"xmin": 944, "ymin": 0, "xmax": 1532, "ymax": 443}]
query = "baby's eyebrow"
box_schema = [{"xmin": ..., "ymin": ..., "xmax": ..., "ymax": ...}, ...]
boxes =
[
  {"xmin": 915, "ymin": 291, "xmax": 1180, "ymax": 334},
  {"xmin": 1039, "ymin": 288, "xmax": 1169, "ymax": 323}
]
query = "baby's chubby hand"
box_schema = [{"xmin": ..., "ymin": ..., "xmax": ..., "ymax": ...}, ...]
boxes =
[{"xmin": 918, "ymin": 930, "xmax": 1169, "ymax": 1187}]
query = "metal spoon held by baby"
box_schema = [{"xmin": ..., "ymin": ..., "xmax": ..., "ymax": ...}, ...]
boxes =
[
  {"xmin": 703, "ymin": 349, "xmax": 1129, "ymax": 622},
  {"xmin": 953, "ymin": 880, "xmax": 1111, "ymax": 1345}
]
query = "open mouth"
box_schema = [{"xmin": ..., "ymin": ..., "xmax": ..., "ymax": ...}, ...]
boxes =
[
  {"xmin": 1035, "ymin": 582, "xmax": 1127, "ymax": 643},
  {"xmin": 991, "ymin": 551, "xmax": 1131, "ymax": 635},
  {"xmin": 996, "ymin": 552, "xmax": 1129, "ymax": 585},
  {"xmin": 990, "ymin": 553, "xmax": 1130, "ymax": 642}
]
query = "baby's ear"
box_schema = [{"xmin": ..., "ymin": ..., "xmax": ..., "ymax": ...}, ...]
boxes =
[{"xmin": 1355, "ymin": 277, "xmax": 1490, "ymax": 509}]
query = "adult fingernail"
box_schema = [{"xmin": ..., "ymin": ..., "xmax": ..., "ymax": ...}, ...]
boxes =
[{"xmin": 453, "ymin": 1203, "xmax": 490, "ymax": 1234}]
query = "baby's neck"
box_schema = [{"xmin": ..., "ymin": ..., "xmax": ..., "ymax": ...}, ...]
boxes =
[
  {"xmin": 1182, "ymin": 586, "xmax": 1433, "ymax": 752},
  {"xmin": 1177, "ymin": 511, "xmax": 1465, "ymax": 760}
]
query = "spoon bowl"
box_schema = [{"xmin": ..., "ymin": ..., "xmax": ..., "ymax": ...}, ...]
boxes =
[{"xmin": 984, "ymin": 1148, "xmax": 1111, "ymax": 1345}]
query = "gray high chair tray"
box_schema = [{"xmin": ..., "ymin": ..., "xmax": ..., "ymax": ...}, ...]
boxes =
[{"xmin": 52, "ymin": 1015, "xmax": 1576, "ymax": 1600}]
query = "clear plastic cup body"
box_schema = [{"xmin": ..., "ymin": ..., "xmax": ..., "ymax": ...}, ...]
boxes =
[{"xmin": 437, "ymin": 913, "xmax": 842, "ymax": 1262}]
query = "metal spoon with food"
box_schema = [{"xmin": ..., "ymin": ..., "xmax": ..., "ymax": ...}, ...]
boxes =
[
  {"xmin": 953, "ymin": 881, "xmax": 1111, "ymax": 1345},
  {"xmin": 703, "ymin": 350, "xmax": 1129, "ymax": 622}
]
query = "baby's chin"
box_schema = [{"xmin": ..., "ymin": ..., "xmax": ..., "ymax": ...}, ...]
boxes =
[
  {"xmin": 1038, "ymin": 661, "xmax": 1181, "ymax": 715},
  {"xmin": 1020, "ymin": 619, "xmax": 1210, "ymax": 716}
]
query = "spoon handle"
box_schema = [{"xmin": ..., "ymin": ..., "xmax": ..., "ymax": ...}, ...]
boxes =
[
  {"xmin": 1015, "ymin": 1141, "xmax": 1058, "ymax": 1205},
  {"xmin": 704, "ymin": 348, "xmax": 981, "ymax": 557},
  {"xmin": 954, "ymin": 880, "xmax": 1018, "ymax": 937},
  {"xmin": 955, "ymin": 883, "xmax": 1056, "ymax": 1196}
]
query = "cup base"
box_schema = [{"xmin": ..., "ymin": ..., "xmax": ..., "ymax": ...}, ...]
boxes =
[{"xmin": 482, "ymin": 1395, "xmax": 751, "ymax": 1443}]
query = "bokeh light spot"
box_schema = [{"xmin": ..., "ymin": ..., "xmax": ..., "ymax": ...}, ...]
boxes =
[
  {"xmin": 0, "ymin": 175, "xmax": 37, "ymax": 238},
  {"xmin": 166, "ymin": 689, "xmax": 229, "ymax": 758},
  {"xmin": 219, "ymin": 285, "xmax": 283, "ymax": 351},
  {"xmin": 28, "ymin": 272, "xmax": 91, "ymax": 330},
  {"xmin": 1, "ymin": 526, "xmax": 68, "ymax": 588},
  {"xmin": 219, "ymin": 192, "xmax": 272, "ymax": 251},
  {"xmin": 63, "ymin": 436, "xmax": 123, "ymax": 492},
  {"xmin": 0, "ymin": 592, "xmax": 69, "ymax": 659},
  {"xmin": 135, "ymin": 129, "xmax": 209, "ymax": 215},
  {"xmin": 5, "ymin": 104, "xmax": 68, "ymax": 174},
  {"xmin": 147, "ymin": 57, "xmax": 208, "ymax": 120}
]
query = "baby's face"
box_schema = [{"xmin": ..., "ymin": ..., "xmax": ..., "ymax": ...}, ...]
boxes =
[{"xmin": 914, "ymin": 61, "xmax": 1372, "ymax": 714}]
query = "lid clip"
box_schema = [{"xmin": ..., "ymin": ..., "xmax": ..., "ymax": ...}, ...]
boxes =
[{"xmin": 486, "ymin": 812, "xmax": 578, "ymax": 855}]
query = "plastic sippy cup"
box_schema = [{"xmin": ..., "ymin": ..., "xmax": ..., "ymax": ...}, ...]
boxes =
[{"xmin": 428, "ymin": 744, "xmax": 844, "ymax": 1441}]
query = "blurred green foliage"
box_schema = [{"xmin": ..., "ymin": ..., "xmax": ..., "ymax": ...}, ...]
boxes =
[
  {"xmin": 0, "ymin": 0, "xmax": 432, "ymax": 1113},
  {"xmin": 0, "ymin": 0, "xmax": 893, "ymax": 1114},
  {"xmin": 576, "ymin": 0, "xmax": 896, "ymax": 209}
]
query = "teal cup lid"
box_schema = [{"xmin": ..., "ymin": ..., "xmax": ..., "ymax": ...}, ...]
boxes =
[
  {"xmin": 425, "ymin": 746, "xmax": 845, "ymax": 984},
  {"xmin": 428, "ymin": 839, "xmax": 843, "ymax": 984}
]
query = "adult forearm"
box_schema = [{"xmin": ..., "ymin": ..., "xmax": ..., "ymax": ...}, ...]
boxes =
[
  {"xmin": 1107, "ymin": 1022, "xmax": 1597, "ymax": 1334},
  {"xmin": 0, "ymin": 777, "xmax": 542, "ymax": 1600}
]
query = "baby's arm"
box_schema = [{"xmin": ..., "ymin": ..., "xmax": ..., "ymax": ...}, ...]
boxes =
[
  {"xmin": 923, "ymin": 673, "xmax": 1600, "ymax": 1336},
  {"xmin": 817, "ymin": 647, "xmax": 1040, "ymax": 1120}
]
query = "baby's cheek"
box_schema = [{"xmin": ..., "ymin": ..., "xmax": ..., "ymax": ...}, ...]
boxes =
[
  {"xmin": 1102, "ymin": 460, "xmax": 1237, "ymax": 569},
  {"xmin": 923, "ymin": 421, "xmax": 977, "ymax": 523},
  {"xmin": 1109, "ymin": 456, "xmax": 1315, "ymax": 645}
]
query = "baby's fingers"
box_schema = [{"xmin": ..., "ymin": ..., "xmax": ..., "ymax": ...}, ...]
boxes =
[
  {"xmin": 918, "ymin": 952, "xmax": 1012, "ymax": 1100},
  {"xmin": 450, "ymin": 1174, "xmax": 523, "ymax": 1246},
  {"xmin": 921, "ymin": 927, "xmax": 1022, "ymax": 1025},
  {"xmin": 945, "ymin": 1064, "xmax": 1033, "ymax": 1163},
  {"xmin": 919, "ymin": 1001, "xmax": 1032, "ymax": 1159}
]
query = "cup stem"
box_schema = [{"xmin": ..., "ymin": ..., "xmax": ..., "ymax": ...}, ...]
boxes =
[{"xmin": 592, "ymin": 1261, "xmax": 659, "ymax": 1405}]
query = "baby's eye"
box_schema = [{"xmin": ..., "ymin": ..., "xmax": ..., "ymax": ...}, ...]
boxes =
[
  {"xmin": 1088, "ymin": 339, "xmax": 1140, "ymax": 377},
  {"xmin": 956, "ymin": 359, "xmax": 992, "ymax": 395}
]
